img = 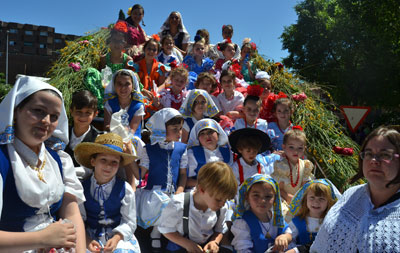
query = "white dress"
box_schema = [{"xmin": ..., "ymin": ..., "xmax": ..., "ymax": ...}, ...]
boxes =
[{"xmin": 216, "ymin": 91, "xmax": 244, "ymax": 115}]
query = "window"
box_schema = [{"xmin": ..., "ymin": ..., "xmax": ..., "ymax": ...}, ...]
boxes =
[
  {"xmin": 54, "ymin": 38, "xmax": 62, "ymax": 43},
  {"xmin": 9, "ymin": 29, "xmax": 18, "ymax": 34},
  {"xmin": 9, "ymin": 41, "xmax": 16, "ymax": 46},
  {"xmin": 25, "ymin": 30, "xmax": 33, "ymax": 35},
  {"xmin": 40, "ymin": 31, "xmax": 48, "ymax": 36},
  {"xmin": 24, "ymin": 42, "xmax": 33, "ymax": 46},
  {"xmin": 39, "ymin": 44, "xmax": 46, "ymax": 48}
]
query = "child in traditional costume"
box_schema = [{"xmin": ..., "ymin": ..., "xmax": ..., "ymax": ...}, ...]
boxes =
[
  {"xmin": 134, "ymin": 108, "xmax": 188, "ymax": 251},
  {"xmin": 74, "ymin": 133, "xmax": 140, "ymax": 252},
  {"xmin": 231, "ymin": 174, "xmax": 292, "ymax": 252},
  {"xmin": 186, "ymin": 119, "xmax": 232, "ymax": 188},
  {"xmin": 215, "ymin": 70, "xmax": 244, "ymax": 116},
  {"xmin": 183, "ymin": 36, "xmax": 214, "ymax": 75},
  {"xmin": 157, "ymin": 34, "xmax": 182, "ymax": 66},
  {"xmin": 179, "ymin": 89, "xmax": 219, "ymax": 143}
]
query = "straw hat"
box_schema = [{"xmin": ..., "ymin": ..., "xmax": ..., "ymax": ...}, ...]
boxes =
[{"xmin": 74, "ymin": 132, "xmax": 137, "ymax": 169}]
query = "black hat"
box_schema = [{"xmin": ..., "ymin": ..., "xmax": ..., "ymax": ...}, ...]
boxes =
[{"xmin": 229, "ymin": 128, "xmax": 271, "ymax": 154}]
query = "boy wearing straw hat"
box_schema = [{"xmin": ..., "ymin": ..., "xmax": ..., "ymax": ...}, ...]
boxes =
[{"xmin": 74, "ymin": 132, "xmax": 141, "ymax": 252}]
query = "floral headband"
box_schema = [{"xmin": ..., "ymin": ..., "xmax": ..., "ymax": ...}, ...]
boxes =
[
  {"xmin": 289, "ymin": 178, "xmax": 341, "ymax": 216},
  {"xmin": 233, "ymin": 174, "xmax": 285, "ymax": 228}
]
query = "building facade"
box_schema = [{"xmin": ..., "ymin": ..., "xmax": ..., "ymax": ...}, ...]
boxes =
[{"xmin": 0, "ymin": 21, "xmax": 79, "ymax": 84}]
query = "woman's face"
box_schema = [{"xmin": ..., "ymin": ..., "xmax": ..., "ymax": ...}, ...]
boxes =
[
  {"xmin": 130, "ymin": 8, "xmax": 144, "ymax": 26},
  {"xmin": 114, "ymin": 75, "xmax": 133, "ymax": 99},
  {"xmin": 169, "ymin": 12, "xmax": 181, "ymax": 27},
  {"xmin": 362, "ymin": 135, "xmax": 400, "ymax": 189},
  {"xmin": 14, "ymin": 91, "xmax": 62, "ymax": 153}
]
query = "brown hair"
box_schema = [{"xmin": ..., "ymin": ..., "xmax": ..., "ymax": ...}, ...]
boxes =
[
  {"xmin": 165, "ymin": 115, "xmax": 184, "ymax": 127},
  {"xmin": 236, "ymin": 135, "xmax": 262, "ymax": 153},
  {"xmin": 244, "ymin": 95, "xmax": 262, "ymax": 108},
  {"xmin": 283, "ymin": 129, "xmax": 307, "ymax": 145},
  {"xmin": 170, "ymin": 66, "xmax": 189, "ymax": 81},
  {"xmin": 161, "ymin": 34, "xmax": 174, "ymax": 47},
  {"xmin": 350, "ymin": 126, "xmax": 400, "ymax": 187},
  {"xmin": 272, "ymin": 97, "xmax": 293, "ymax": 113},
  {"xmin": 197, "ymin": 161, "xmax": 237, "ymax": 200},
  {"xmin": 70, "ymin": 90, "xmax": 98, "ymax": 111},
  {"xmin": 296, "ymin": 182, "xmax": 337, "ymax": 219},
  {"xmin": 195, "ymin": 72, "xmax": 217, "ymax": 92},
  {"xmin": 196, "ymin": 29, "xmax": 210, "ymax": 45},
  {"xmin": 220, "ymin": 69, "xmax": 236, "ymax": 83}
]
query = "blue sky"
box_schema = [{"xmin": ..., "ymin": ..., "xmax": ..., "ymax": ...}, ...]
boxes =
[{"xmin": 1, "ymin": 0, "xmax": 298, "ymax": 61}]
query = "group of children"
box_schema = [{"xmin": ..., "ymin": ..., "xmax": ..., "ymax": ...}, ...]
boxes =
[{"xmin": 63, "ymin": 13, "xmax": 346, "ymax": 253}]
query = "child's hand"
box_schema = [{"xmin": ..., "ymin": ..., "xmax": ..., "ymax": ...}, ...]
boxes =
[
  {"xmin": 184, "ymin": 240, "xmax": 203, "ymax": 253},
  {"xmin": 123, "ymin": 142, "xmax": 133, "ymax": 155},
  {"xmin": 203, "ymin": 240, "xmax": 219, "ymax": 253},
  {"xmin": 274, "ymin": 234, "xmax": 290, "ymax": 252},
  {"xmin": 142, "ymin": 89, "xmax": 154, "ymax": 100},
  {"xmin": 88, "ymin": 240, "xmax": 102, "ymax": 252},
  {"xmin": 104, "ymin": 233, "xmax": 122, "ymax": 252},
  {"xmin": 273, "ymin": 150, "xmax": 285, "ymax": 156},
  {"xmin": 40, "ymin": 219, "xmax": 76, "ymax": 249}
]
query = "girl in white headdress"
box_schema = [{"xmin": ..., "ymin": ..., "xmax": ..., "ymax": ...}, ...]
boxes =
[
  {"xmin": 186, "ymin": 118, "xmax": 232, "ymax": 188},
  {"xmin": 0, "ymin": 77, "xmax": 86, "ymax": 252},
  {"xmin": 133, "ymin": 108, "xmax": 188, "ymax": 250},
  {"xmin": 179, "ymin": 89, "xmax": 220, "ymax": 143}
]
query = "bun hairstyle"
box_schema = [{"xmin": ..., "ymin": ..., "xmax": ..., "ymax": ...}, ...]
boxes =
[
  {"xmin": 196, "ymin": 29, "xmax": 210, "ymax": 45},
  {"xmin": 128, "ymin": 4, "xmax": 145, "ymax": 26},
  {"xmin": 217, "ymin": 40, "xmax": 238, "ymax": 52},
  {"xmin": 161, "ymin": 34, "xmax": 174, "ymax": 46}
]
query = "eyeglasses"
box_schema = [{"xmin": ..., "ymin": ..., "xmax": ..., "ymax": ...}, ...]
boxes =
[{"xmin": 360, "ymin": 151, "xmax": 399, "ymax": 162}]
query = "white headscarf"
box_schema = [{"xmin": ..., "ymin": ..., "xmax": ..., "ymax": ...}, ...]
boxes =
[
  {"xmin": 0, "ymin": 76, "xmax": 68, "ymax": 149},
  {"xmin": 158, "ymin": 11, "xmax": 189, "ymax": 39},
  {"xmin": 145, "ymin": 108, "xmax": 182, "ymax": 145},
  {"xmin": 187, "ymin": 118, "xmax": 229, "ymax": 148},
  {"xmin": 104, "ymin": 69, "xmax": 142, "ymax": 102},
  {"xmin": 179, "ymin": 89, "xmax": 219, "ymax": 117}
]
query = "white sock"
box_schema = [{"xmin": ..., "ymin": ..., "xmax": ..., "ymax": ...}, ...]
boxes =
[{"xmin": 151, "ymin": 226, "xmax": 161, "ymax": 248}]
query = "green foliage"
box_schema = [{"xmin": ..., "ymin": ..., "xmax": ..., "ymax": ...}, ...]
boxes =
[
  {"xmin": 281, "ymin": 0, "xmax": 400, "ymax": 108},
  {"xmin": 0, "ymin": 73, "xmax": 12, "ymax": 102}
]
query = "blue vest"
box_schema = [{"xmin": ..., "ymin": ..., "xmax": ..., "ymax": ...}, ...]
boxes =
[
  {"xmin": 185, "ymin": 117, "xmax": 195, "ymax": 135},
  {"xmin": 242, "ymin": 210, "xmax": 284, "ymax": 253},
  {"xmin": 191, "ymin": 146, "xmax": 231, "ymax": 179},
  {"xmin": 83, "ymin": 177, "xmax": 125, "ymax": 237},
  {"xmin": 145, "ymin": 142, "xmax": 187, "ymax": 191},
  {"xmin": 0, "ymin": 145, "xmax": 64, "ymax": 232},
  {"xmin": 108, "ymin": 96, "xmax": 143, "ymax": 138},
  {"xmin": 292, "ymin": 216, "xmax": 318, "ymax": 245}
]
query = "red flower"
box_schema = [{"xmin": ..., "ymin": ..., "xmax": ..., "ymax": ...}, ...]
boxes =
[
  {"xmin": 275, "ymin": 62, "xmax": 284, "ymax": 71},
  {"xmin": 247, "ymin": 85, "xmax": 264, "ymax": 97},
  {"xmin": 292, "ymin": 125, "xmax": 303, "ymax": 131},
  {"xmin": 277, "ymin": 91, "xmax": 288, "ymax": 99},
  {"xmin": 250, "ymin": 42, "xmax": 257, "ymax": 51},
  {"xmin": 68, "ymin": 62, "xmax": 81, "ymax": 72},
  {"xmin": 113, "ymin": 21, "xmax": 128, "ymax": 34},
  {"xmin": 152, "ymin": 34, "xmax": 160, "ymax": 42},
  {"xmin": 226, "ymin": 38, "xmax": 232, "ymax": 44},
  {"xmin": 333, "ymin": 146, "xmax": 354, "ymax": 156},
  {"xmin": 292, "ymin": 92, "xmax": 308, "ymax": 102},
  {"xmin": 169, "ymin": 61, "xmax": 177, "ymax": 69}
]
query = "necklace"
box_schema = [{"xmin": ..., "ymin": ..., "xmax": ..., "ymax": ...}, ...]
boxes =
[
  {"xmin": 259, "ymin": 220, "xmax": 272, "ymax": 239},
  {"xmin": 29, "ymin": 159, "xmax": 47, "ymax": 183},
  {"xmin": 286, "ymin": 155, "xmax": 300, "ymax": 188}
]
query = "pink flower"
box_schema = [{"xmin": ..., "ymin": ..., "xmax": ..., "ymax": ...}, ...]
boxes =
[
  {"xmin": 78, "ymin": 40, "xmax": 89, "ymax": 44},
  {"xmin": 333, "ymin": 146, "xmax": 354, "ymax": 156},
  {"xmin": 292, "ymin": 92, "xmax": 308, "ymax": 102},
  {"xmin": 68, "ymin": 62, "xmax": 81, "ymax": 72}
]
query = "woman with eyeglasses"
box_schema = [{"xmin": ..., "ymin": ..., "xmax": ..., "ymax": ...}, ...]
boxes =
[
  {"xmin": 310, "ymin": 126, "xmax": 400, "ymax": 252},
  {"xmin": 158, "ymin": 11, "xmax": 191, "ymax": 56}
]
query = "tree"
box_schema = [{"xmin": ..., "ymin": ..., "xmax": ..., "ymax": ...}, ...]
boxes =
[{"xmin": 281, "ymin": 0, "xmax": 400, "ymax": 107}]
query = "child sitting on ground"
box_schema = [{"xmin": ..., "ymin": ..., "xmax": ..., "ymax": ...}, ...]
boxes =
[
  {"xmin": 156, "ymin": 66, "xmax": 189, "ymax": 110},
  {"xmin": 231, "ymin": 174, "xmax": 292, "ymax": 252},
  {"xmin": 286, "ymin": 179, "xmax": 340, "ymax": 253},
  {"xmin": 272, "ymin": 127, "xmax": 315, "ymax": 220},
  {"xmin": 229, "ymin": 128, "xmax": 272, "ymax": 185},
  {"xmin": 158, "ymin": 161, "xmax": 237, "ymax": 252},
  {"xmin": 186, "ymin": 118, "xmax": 232, "ymax": 188},
  {"xmin": 179, "ymin": 89, "xmax": 219, "ymax": 143},
  {"xmin": 134, "ymin": 108, "xmax": 188, "ymax": 250},
  {"xmin": 65, "ymin": 90, "xmax": 102, "ymax": 180},
  {"xmin": 74, "ymin": 133, "xmax": 140, "ymax": 252}
]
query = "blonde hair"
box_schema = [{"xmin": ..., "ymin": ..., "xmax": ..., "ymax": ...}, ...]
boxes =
[
  {"xmin": 283, "ymin": 129, "xmax": 307, "ymax": 145},
  {"xmin": 170, "ymin": 66, "xmax": 189, "ymax": 81},
  {"xmin": 296, "ymin": 183, "xmax": 337, "ymax": 219},
  {"xmin": 197, "ymin": 161, "xmax": 237, "ymax": 200}
]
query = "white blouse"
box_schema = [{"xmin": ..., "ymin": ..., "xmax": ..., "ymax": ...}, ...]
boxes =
[
  {"xmin": 79, "ymin": 175, "xmax": 137, "ymax": 241},
  {"xmin": 230, "ymin": 157, "xmax": 268, "ymax": 186},
  {"xmin": 158, "ymin": 189, "xmax": 228, "ymax": 244},
  {"xmin": 0, "ymin": 138, "xmax": 84, "ymax": 232},
  {"xmin": 216, "ymin": 91, "xmax": 244, "ymax": 115}
]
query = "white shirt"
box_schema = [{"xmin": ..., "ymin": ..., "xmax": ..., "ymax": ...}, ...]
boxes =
[
  {"xmin": 231, "ymin": 215, "xmax": 292, "ymax": 253},
  {"xmin": 187, "ymin": 147, "xmax": 232, "ymax": 177},
  {"xmin": 0, "ymin": 138, "xmax": 84, "ymax": 232},
  {"xmin": 69, "ymin": 126, "xmax": 91, "ymax": 151},
  {"xmin": 232, "ymin": 118, "xmax": 269, "ymax": 133},
  {"xmin": 183, "ymin": 117, "xmax": 199, "ymax": 132},
  {"xmin": 79, "ymin": 175, "xmax": 137, "ymax": 241},
  {"xmin": 158, "ymin": 190, "xmax": 228, "ymax": 244},
  {"xmin": 216, "ymin": 90, "xmax": 244, "ymax": 115},
  {"xmin": 231, "ymin": 157, "xmax": 268, "ymax": 186},
  {"xmin": 104, "ymin": 102, "xmax": 145, "ymax": 117}
]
